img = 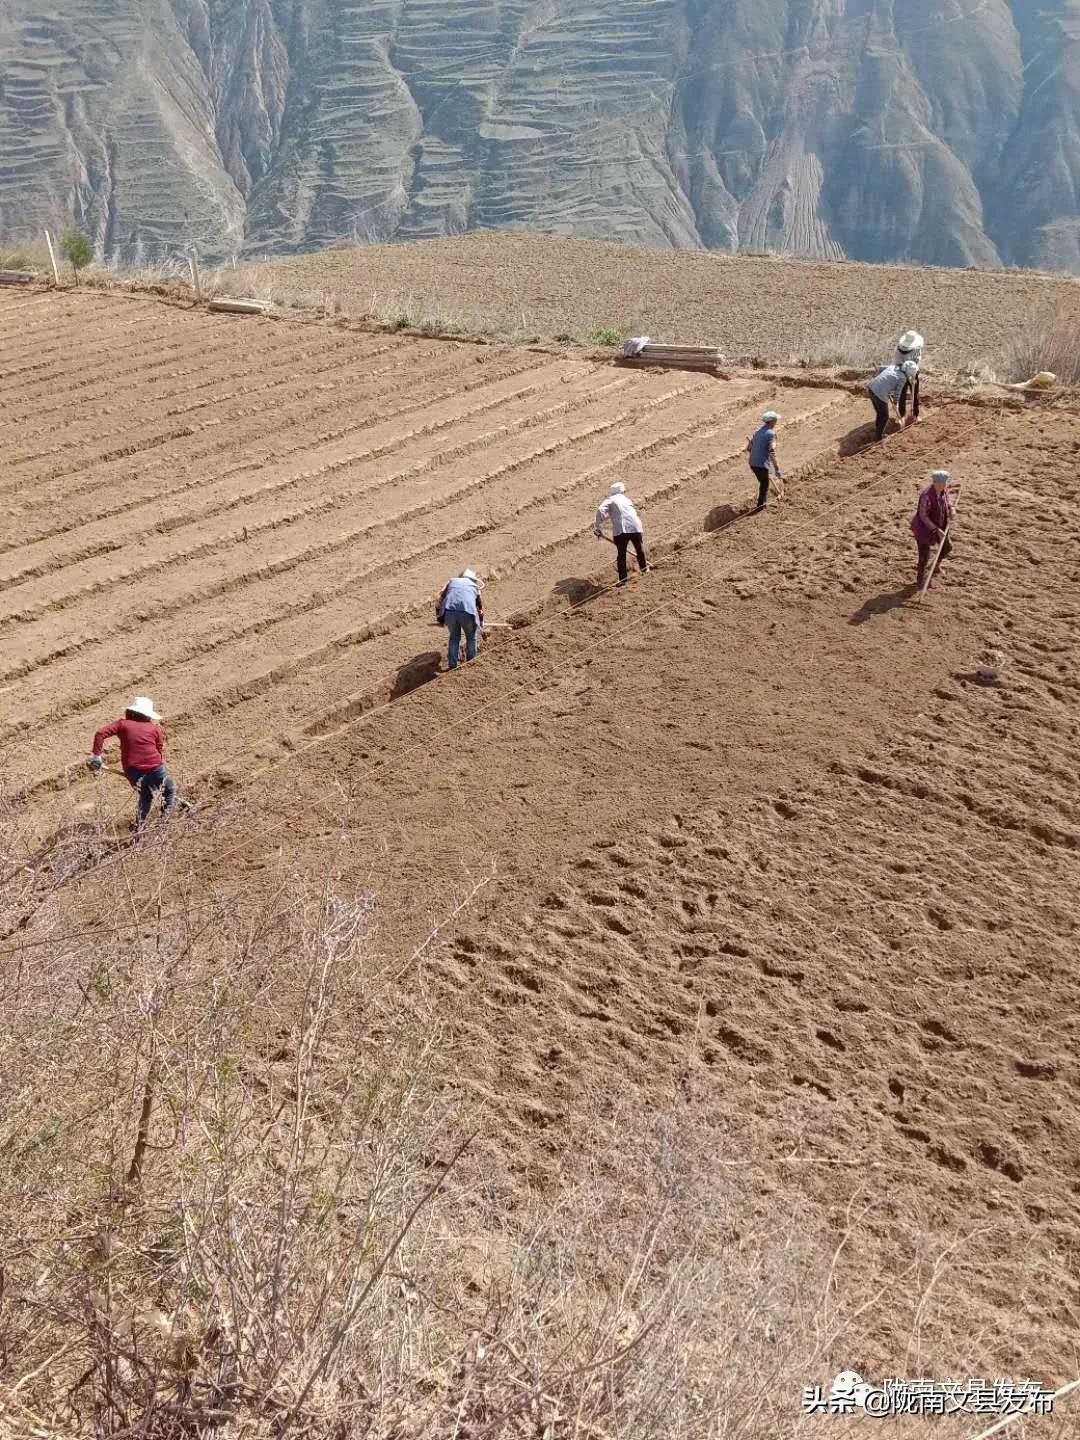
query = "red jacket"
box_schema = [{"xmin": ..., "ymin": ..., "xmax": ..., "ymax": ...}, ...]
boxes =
[
  {"xmin": 93, "ymin": 717, "xmax": 165, "ymax": 771},
  {"xmin": 910, "ymin": 485, "xmax": 953, "ymax": 546}
]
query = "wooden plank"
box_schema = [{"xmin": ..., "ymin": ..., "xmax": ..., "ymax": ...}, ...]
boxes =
[
  {"xmin": 188, "ymin": 252, "xmax": 202, "ymax": 303},
  {"xmin": 207, "ymin": 297, "xmax": 269, "ymax": 316},
  {"xmin": 43, "ymin": 229, "xmax": 60, "ymax": 286},
  {"xmin": 0, "ymin": 269, "xmax": 36, "ymax": 286},
  {"xmin": 637, "ymin": 343, "xmax": 722, "ymax": 354}
]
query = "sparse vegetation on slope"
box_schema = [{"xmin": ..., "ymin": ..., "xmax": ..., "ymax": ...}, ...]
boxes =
[
  {"xmin": 3, "ymin": 282, "xmax": 1080, "ymax": 1437},
  {"xmin": 240, "ymin": 232, "xmax": 1080, "ymax": 375},
  {"xmin": 2, "ymin": 804, "xmax": 1059, "ymax": 1438}
]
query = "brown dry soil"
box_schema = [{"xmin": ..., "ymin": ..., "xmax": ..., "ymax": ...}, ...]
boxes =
[
  {"xmin": 243, "ymin": 231, "xmax": 1080, "ymax": 370},
  {"xmin": 3, "ymin": 287, "xmax": 1080, "ymax": 1405}
]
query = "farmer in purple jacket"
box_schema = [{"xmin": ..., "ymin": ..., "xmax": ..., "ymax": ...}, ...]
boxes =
[{"xmin": 911, "ymin": 470, "xmax": 954, "ymax": 586}]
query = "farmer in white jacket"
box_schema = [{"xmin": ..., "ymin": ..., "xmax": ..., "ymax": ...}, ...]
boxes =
[
  {"xmin": 867, "ymin": 360, "xmax": 919, "ymax": 442},
  {"xmin": 595, "ymin": 482, "xmax": 649, "ymax": 586}
]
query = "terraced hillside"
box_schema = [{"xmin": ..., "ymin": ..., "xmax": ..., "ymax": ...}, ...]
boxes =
[
  {"xmin": 0, "ymin": 287, "xmax": 868, "ymax": 808},
  {"xmin": 2, "ymin": 0, "xmax": 1080, "ymax": 267},
  {"xmin": 3, "ymin": 286, "xmax": 1080, "ymax": 1429}
]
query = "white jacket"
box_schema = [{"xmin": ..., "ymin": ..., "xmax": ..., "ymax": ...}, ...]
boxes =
[{"xmin": 595, "ymin": 492, "xmax": 643, "ymax": 537}]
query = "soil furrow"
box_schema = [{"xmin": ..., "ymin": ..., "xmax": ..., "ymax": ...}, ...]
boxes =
[
  {"xmin": 4, "ymin": 385, "xmax": 863, "ymax": 791},
  {"xmin": 0, "ymin": 350, "xmax": 555, "ymax": 529},
  {"xmin": 0, "ymin": 371, "xmax": 692, "ymax": 668},
  {"xmin": 0, "ymin": 326, "xmax": 366, "ymax": 453}
]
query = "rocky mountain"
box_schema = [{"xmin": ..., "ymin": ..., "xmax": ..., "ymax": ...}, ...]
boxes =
[{"xmin": 1, "ymin": 0, "xmax": 1078, "ymax": 269}]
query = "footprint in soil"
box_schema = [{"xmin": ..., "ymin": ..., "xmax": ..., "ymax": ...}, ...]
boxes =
[
  {"xmin": 815, "ymin": 1028, "xmax": 846, "ymax": 1052},
  {"xmin": 929, "ymin": 1143, "xmax": 967, "ymax": 1174},
  {"xmin": 920, "ymin": 1017, "xmax": 959, "ymax": 1045},
  {"xmin": 713, "ymin": 1024, "xmax": 772, "ymax": 1066},
  {"xmin": 795, "ymin": 1073, "xmax": 835, "ymax": 1100},
  {"xmin": 977, "ymin": 1141, "xmax": 1024, "ymax": 1182},
  {"xmin": 1014, "ymin": 1058, "xmax": 1057, "ymax": 1080}
]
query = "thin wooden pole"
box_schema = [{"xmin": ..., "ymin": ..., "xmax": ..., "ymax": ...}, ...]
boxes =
[
  {"xmin": 188, "ymin": 251, "xmax": 202, "ymax": 302},
  {"xmin": 970, "ymin": 1377, "xmax": 1080, "ymax": 1439},
  {"xmin": 916, "ymin": 522, "xmax": 950, "ymax": 602},
  {"xmin": 43, "ymin": 229, "xmax": 60, "ymax": 286}
]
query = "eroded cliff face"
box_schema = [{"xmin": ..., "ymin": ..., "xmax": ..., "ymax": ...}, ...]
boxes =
[{"xmin": 0, "ymin": 0, "xmax": 1077, "ymax": 268}]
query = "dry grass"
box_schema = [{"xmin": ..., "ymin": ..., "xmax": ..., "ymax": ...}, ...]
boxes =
[
  {"xmin": 1000, "ymin": 306, "xmax": 1080, "ymax": 386},
  {"xmin": 236, "ymin": 231, "xmax": 1080, "ymax": 371},
  {"xmin": 0, "ymin": 243, "xmax": 50, "ymax": 274},
  {"xmin": 786, "ymin": 326, "xmax": 890, "ymax": 371},
  {"xmin": 0, "ymin": 794, "xmax": 1064, "ymax": 1438},
  {"xmin": 205, "ymin": 264, "xmax": 544, "ymax": 342}
]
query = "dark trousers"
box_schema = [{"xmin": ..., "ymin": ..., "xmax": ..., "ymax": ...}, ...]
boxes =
[
  {"xmin": 870, "ymin": 391, "xmax": 890, "ymax": 441},
  {"xmin": 916, "ymin": 535, "xmax": 952, "ymax": 584},
  {"xmin": 751, "ymin": 465, "xmax": 771, "ymax": 509},
  {"xmin": 446, "ymin": 611, "xmax": 478, "ymax": 669},
  {"xmin": 614, "ymin": 532, "xmax": 647, "ymax": 581},
  {"xmin": 900, "ymin": 373, "xmax": 920, "ymax": 421},
  {"xmin": 125, "ymin": 764, "xmax": 176, "ymax": 825}
]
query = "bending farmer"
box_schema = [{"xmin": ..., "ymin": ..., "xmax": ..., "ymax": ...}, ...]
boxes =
[
  {"xmin": 747, "ymin": 410, "xmax": 782, "ymax": 511},
  {"xmin": 88, "ymin": 695, "xmax": 177, "ymax": 828},
  {"xmin": 437, "ymin": 568, "xmax": 484, "ymax": 670},
  {"xmin": 595, "ymin": 482, "xmax": 648, "ymax": 586},
  {"xmin": 868, "ymin": 361, "xmax": 919, "ymax": 442},
  {"xmin": 911, "ymin": 470, "xmax": 954, "ymax": 587}
]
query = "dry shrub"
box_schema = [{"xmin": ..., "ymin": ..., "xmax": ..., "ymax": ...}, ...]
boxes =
[
  {"xmin": 786, "ymin": 327, "xmax": 886, "ymax": 371},
  {"xmin": 1, "ymin": 801, "xmax": 1066, "ymax": 1438},
  {"xmin": 0, "ymin": 244, "xmax": 50, "ymax": 274},
  {"xmin": 204, "ymin": 267, "xmax": 542, "ymax": 341},
  {"xmin": 1000, "ymin": 306, "xmax": 1080, "ymax": 385}
]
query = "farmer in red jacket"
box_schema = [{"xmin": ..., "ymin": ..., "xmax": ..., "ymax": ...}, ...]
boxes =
[
  {"xmin": 88, "ymin": 696, "xmax": 177, "ymax": 827},
  {"xmin": 910, "ymin": 470, "xmax": 955, "ymax": 587}
]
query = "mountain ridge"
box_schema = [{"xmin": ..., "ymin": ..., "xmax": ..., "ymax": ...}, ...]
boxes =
[{"xmin": 1, "ymin": 0, "xmax": 1078, "ymax": 269}]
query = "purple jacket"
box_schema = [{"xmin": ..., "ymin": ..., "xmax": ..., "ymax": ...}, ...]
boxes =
[{"xmin": 911, "ymin": 485, "xmax": 953, "ymax": 545}]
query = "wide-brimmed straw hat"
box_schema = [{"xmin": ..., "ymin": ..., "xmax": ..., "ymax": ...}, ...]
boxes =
[
  {"xmin": 128, "ymin": 696, "xmax": 161, "ymax": 721},
  {"xmin": 610, "ymin": 482, "xmax": 626, "ymax": 494},
  {"xmin": 897, "ymin": 330, "xmax": 924, "ymax": 353}
]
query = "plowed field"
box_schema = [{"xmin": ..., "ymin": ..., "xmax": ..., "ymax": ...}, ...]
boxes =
[
  {"xmin": 3, "ymin": 286, "xmax": 1080, "ymax": 1417},
  {"xmin": 0, "ymin": 288, "xmax": 869, "ymax": 805}
]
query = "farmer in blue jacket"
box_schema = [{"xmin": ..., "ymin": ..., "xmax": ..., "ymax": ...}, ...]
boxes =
[
  {"xmin": 436, "ymin": 569, "xmax": 485, "ymax": 670},
  {"xmin": 746, "ymin": 411, "xmax": 782, "ymax": 511}
]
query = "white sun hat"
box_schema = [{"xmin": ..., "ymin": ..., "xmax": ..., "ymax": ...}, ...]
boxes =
[
  {"xmin": 128, "ymin": 696, "xmax": 161, "ymax": 721},
  {"xmin": 610, "ymin": 482, "xmax": 626, "ymax": 494},
  {"xmin": 762, "ymin": 410, "xmax": 780, "ymax": 421},
  {"xmin": 901, "ymin": 360, "xmax": 919, "ymax": 379},
  {"xmin": 897, "ymin": 330, "xmax": 924, "ymax": 354},
  {"xmin": 931, "ymin": 469, "xmax": 950, "ymax": 483},
  {"xmin": 461, "ymin": 567, "xmax": 485, "ymax": 590}
]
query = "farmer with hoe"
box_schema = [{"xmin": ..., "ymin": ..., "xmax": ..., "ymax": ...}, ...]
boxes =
[
  {"xmin": 437, "ymin": 568, "xmax": 485, "ymax": 670},
  {"xmin": 594, "ymin": 482, "xmax": 649, "ymax": 585},
  {"xmin": 746, "ymin": 410, "xmax": 783, "ymax": 511},
  {"xmin": 911, "ymin": 470, "xmax": 954, "ymax": 588},
  {"xmin": 88, "ymin": 696, "xmax": 179, "ymax": 829}
]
